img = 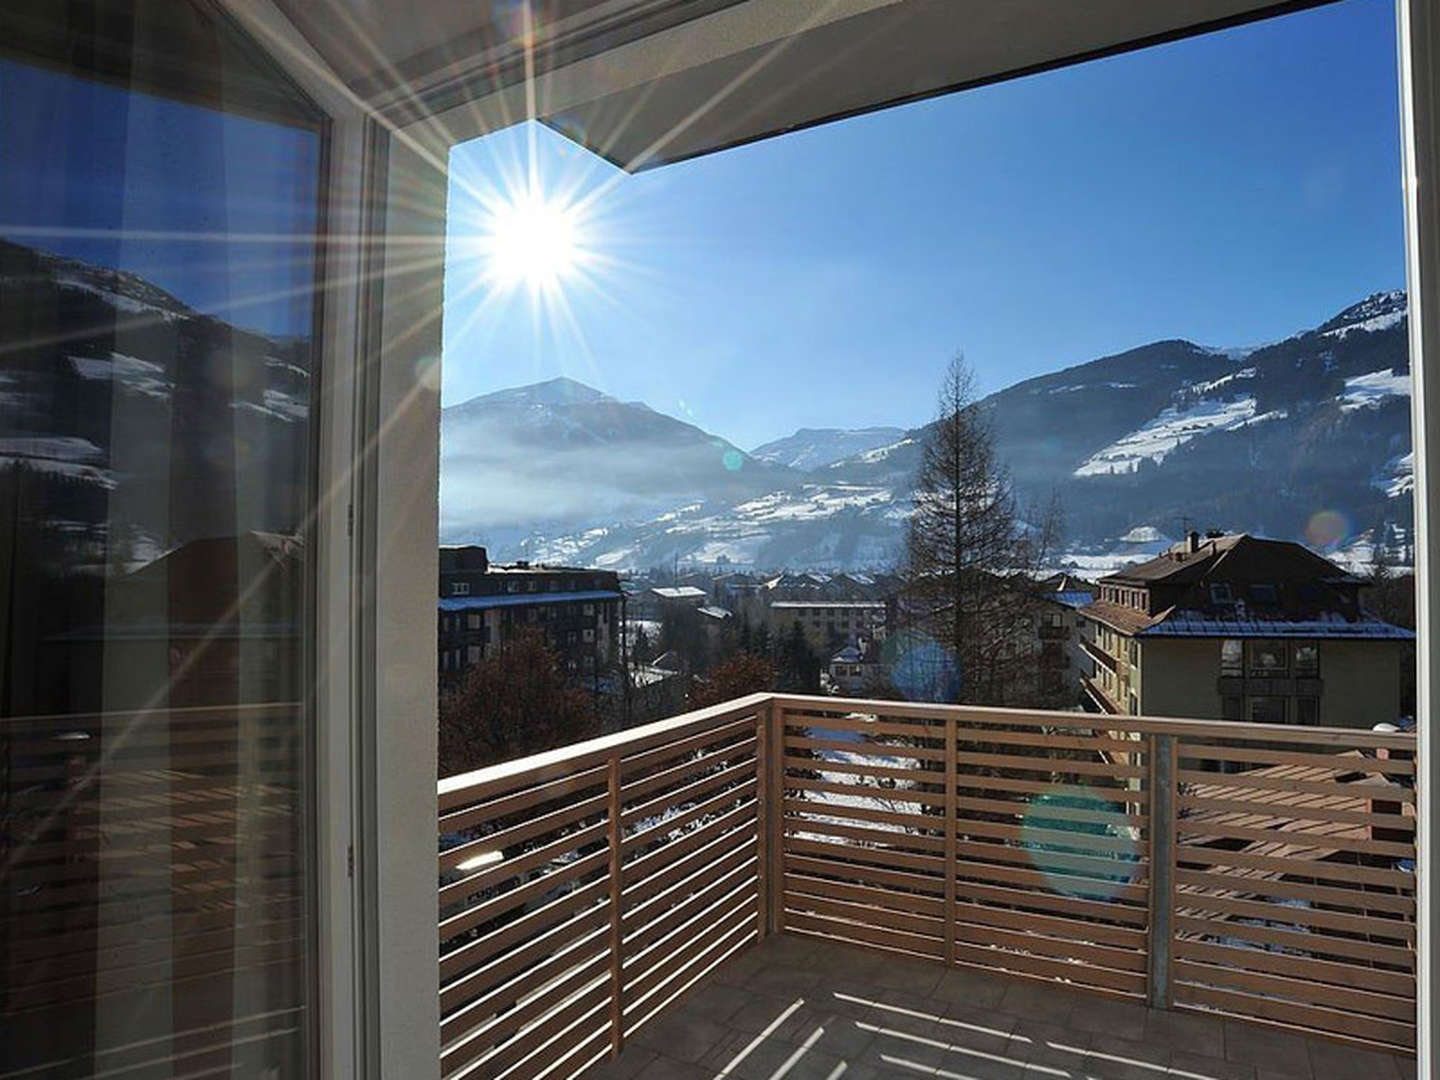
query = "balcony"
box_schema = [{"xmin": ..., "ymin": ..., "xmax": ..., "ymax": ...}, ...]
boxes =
[{"xmin": 436, "ymin": 694, "xmax": 1417, "ymax": 1080}]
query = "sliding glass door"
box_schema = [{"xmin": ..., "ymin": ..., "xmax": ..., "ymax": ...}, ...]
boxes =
[{"xmin": 1, "ymin": 2, "xmax": 324, "ymax": 1074}]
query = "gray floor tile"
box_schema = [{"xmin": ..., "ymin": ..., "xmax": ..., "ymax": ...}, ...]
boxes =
[
  {"xmin": 1223, "ymin": 1021, "xmax": 1313, "ymax": 1078},
  {"xmin": 715, "ymin": 1034, "xmax": 850, "ymax": 1080},
  {"xmin": 630, "ymin": 1010, "xmax": 735, "ymax": 1064},
  {"xmin": 1066, "ymin": 998, "xmax": 1148, "ymax": 1041},
  {"xmin": 1142, "ymin": 1010, "xmax": 1226, "ymax": 1059},
  {"xmin": 576, "ymin": 938, "xmax": 1400, "ymax": 1080},
  {"xmin": 1167, "ymin": 1052, "xmax": 1257, "ymax": 1080},
  {"xmin": 1084, "ymin": 1033, "xmax": 1170, "ymax": 1080},
  {"xmin": 1304, "ymin": 1040, "xmax": 1403, "ymax": 1080}
]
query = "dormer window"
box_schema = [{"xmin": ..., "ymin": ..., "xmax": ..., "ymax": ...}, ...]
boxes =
[
  {"xmin": 451, "ymin": 582, "xmax": 470, "ymax": 596},
  {"xmin": 1249, "ymin": 583, "xmax": 1278, "ymax": 605},
  {"xmin": 1209, "ymin": 583, "xmax": 1233, "ymax": 604}
]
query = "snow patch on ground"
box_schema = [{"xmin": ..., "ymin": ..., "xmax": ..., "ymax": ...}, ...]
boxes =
[
  {"xmin": 1118, "ymin": 525, "xmax": 1167, "ymax": 544},
  {"xmin": 1189, "ymin": 367, "xmax": 1256, "ymax": 395},
  {"xmin": 1074, "ymin": 396, "xmax": 1263, "ymax": 477},
  {"xmin": 70, "ymin": 352, "xmax": 172, "ymax": 398},
  {"xmin": 1323, "ymin": 309, "xmax": 1406, "ymax": 339},
  {"xmin": 1340, "ymin": 369, "xmax": 1410, "ymax": 412},
  {"xmin": 839, "ymin": 437, "xmax": 915, "ymax": 465},
  {"xmin": 0, "ymin": 436, "xmax": 113, "ymax": 488}
]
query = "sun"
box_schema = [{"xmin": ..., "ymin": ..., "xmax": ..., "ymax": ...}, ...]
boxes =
[{"xmin": 484, "ymin": 189, "xmax": 581, "ymax": 290}]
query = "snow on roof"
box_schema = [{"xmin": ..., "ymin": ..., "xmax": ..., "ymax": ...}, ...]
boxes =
[
  {"xmin": 771, "ymin": 600, "xmax": 886, "ymax": 609},
  {"xmin": 1140, "ymin": 614, "xmax": 1413, "ymax": 640},
  {"xmin": 697, "ymin": 605, "xmax": 732, "ymax": 620},
  {"xmin": 1053, "ymin": 590, "xmax": 1096, "ymax": 609},
  {"xmin": 439, "ymin": 589, "xmax": 621, "ymax": 612},
  {"xmin": 650, "ymin": 586, "xmax": 707, "ymax": 599}
]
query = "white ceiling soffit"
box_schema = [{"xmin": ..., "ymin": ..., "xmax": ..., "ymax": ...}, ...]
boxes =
[{"xmin": 537, "ymin": 0, "xmax": 1336, "ymax": 172}]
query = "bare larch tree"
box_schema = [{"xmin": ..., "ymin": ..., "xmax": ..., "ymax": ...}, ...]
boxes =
[{"xmin": 904, "ymin": 355, "xmax": 1063, "ymax": 707}]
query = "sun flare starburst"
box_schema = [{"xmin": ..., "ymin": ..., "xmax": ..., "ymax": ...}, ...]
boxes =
[{"xmin": 483, "ymin": 189, "xmax": 582, "ymax": 289}]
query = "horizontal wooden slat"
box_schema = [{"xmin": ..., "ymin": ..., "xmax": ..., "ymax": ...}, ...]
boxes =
[
  {"xmin": 1174, "ymin": 915, "xmax": 1414, "ymax": 967},
  {"xmin": 785, "ymin": 872, "xmax": 946, "ymax": 918},
  {"xmin": 623, "ymin": 780, "xmax": 758, "ymax": 855},
  {"xmin": 1176, "ymin": 743, "xmax": 1413, "ymax": 776},
  {"xmin": 1172, "ymin": 958, "xmax": 1413, "ymax": 1021},
  {"xmin": 1176, "ymin": 820, "xmax": 1413, "ymax": 859},
  {"xmin": 784, "ymin": 910, "xmax": 943, "ymax": 959},
  {"xmin": 1178, "ymin": 794, "xmax": 1415, "ymax": 831},
  {"xmin": 622, "ymin": 759, "xmax": 757, "ymax": 829},
  {"xmin": 1174, "ymin": 867, "xmax": 1414, "ymax": 915},
  {"xmin": 1172, "ymin": 938, "xmax": 1414, "ymax": 998},
  {"xmin": 1176, "ymin": 984, "xmax": 1414, "ymax": 1050},
  {"xmin": 1173, "ymin": 845, "xmax": 1414, "ymax": 888},
  {"xmin": 439, "ymin": 695, "xmax": 769, "ymax": 811},
  {"xmin": 950, "ymin": 940, "xmax": 1146, "ymax": 995},
  {"xmin": 784, "ymin": 853, "xmax": 945, "ymax": 896},
  {"xmin": 1178, "ymin": 768, "xmax": 1416, "ymax": 803}
]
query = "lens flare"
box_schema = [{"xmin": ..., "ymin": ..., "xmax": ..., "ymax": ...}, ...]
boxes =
[
  {"xmin": 1305, "ymin": 508, "xmax": 1350, "ymax": 550},
  {"xmin": 882, "ymin": 630, "xmax": 961, "ymax": 703},
  {"xmin": 1020, "ymin": 788, "xmax": 1138, "ymax": 901}
]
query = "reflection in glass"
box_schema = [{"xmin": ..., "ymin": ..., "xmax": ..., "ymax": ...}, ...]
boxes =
[{"xmin": 1, "ymin": 8, "xmax": 321, "ymax": 1075}]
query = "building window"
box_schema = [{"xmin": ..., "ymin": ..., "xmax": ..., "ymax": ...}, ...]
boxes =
[
  {"xmin": 1128, "ymin": 692, "xmax": 1139, "ymax": 715},
  {"xmin": 1210, "ymin": 583, "xmax": 1233, "ymax": 604},
  {"xmin": 1293, "ymin": 643, "xmax": 1319, "ymax": 677},
  {"xmin": 1247, "ymin": 640, "xmax": 1288, "ymax": 676},
  {"xmin": 1249, "ymin": 697, "xmax": 1288, "ymax": 725},
  {"xmin": 467, "ymin": 613, "xmax": 481, "ymax": 630},
  {"xmin": 1249, "ymin": 583, "xmax": 1278, "ymax": 605},
  {"xmin": 1222, "ymin": 696, "xmax": 1244, "ymax": 720},
  {"xmin": 1296, "ymin": 697, "xmax": 1320, "ymax": 725},
  {"xmin": 583, "ymin": 628, "xmax": 595, "ymax": 643},
  {"xmin": 467, "ymin": 645, "xmax": 481, "ymax": 664},
  {"xmin": 1221, "ymin": 639, "xmax": 1243, "ymax": 676},
  {"xmin": 583, "ymin": 603, "xmax": 594, "ymax": 615},
  {"xmin": 1128, "ymin": 641, "xmax": 1139, "ymax": 666},
  {"xmin": 452, "ymin": 582, "xmax": 470, "ymax": 596}
]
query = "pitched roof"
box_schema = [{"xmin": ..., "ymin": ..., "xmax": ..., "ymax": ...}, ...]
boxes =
[
  {"xmin": 1078, "ymin": 599, "xmax": 1159, "ymax": 635},
  {"xmin": 1102, "ymin": 533, "xmax": 1359, "ymax": 587}
]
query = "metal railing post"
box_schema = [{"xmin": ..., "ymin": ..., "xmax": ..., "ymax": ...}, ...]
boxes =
[
  {"xmin": 767, "ymin": 699, "xmax": 786, "ymax": 936},
  {"xmin": 944, "ymin": 715, "xmax": 957, "ymax": 967},
  {"xmin": 1148, "ymin": 733, "xmax": 1177, "ymax": 1010},
  {"xmin": 607, "ymin": 752, "xmax": 624, "ymax": 1056},
  {"xmin": 756, "ymin": 701, "xmax": 771, "ymax": 940}
]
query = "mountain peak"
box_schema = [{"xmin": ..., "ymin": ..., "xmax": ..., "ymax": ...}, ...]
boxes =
[
  {"xmin": 449, "ymin": 376, "xmax": 614, "ymax": 412},
  {"xmin": 1317, "ymin": 290, "xmax": 1407, "ymax": 338}
]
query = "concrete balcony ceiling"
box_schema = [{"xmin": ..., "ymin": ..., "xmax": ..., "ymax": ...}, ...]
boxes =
[{"xmin": 272, "ymin": 0, "xmax": 1334, "ymax": 166}]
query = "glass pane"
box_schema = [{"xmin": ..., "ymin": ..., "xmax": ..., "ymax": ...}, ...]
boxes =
[{"xmin": 1, "ymin": 7, "xmax": 321, "ymax": 1075}]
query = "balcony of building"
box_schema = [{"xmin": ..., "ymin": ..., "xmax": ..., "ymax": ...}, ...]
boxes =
[{"xmin": 436, "ymin": 694, "xmax": 1417, "ymax": 1080}]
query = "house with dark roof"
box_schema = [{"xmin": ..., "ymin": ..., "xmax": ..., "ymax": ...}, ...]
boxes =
[{"xmin": 1078, "ymin": 533, "xmax": 1414, "ymax": 727}]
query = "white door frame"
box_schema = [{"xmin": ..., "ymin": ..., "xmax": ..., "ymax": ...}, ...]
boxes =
[
  {"xmin": 212, "ymin": 2, "xmax": 371, "ymax": 1075},
  {"xmin": 1399, "ymin": 2, "xmax": 1438, "ymax": 1074}
]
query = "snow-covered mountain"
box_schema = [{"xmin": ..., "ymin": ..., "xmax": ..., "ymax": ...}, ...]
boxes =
[
  {"xmin": 750, "ymin": 427, "xmax": 905, "ymax": 470},
  {"xmin": 0, "ymin": 239, "xmax": 312, "ymax": 561},
  {"xmin": 440, "ymin": 377, "xmax": 797, "ymax": 546},
  {"xmin": 461, "ymin": 291, "xmax": 1412, "ymax": 571}
]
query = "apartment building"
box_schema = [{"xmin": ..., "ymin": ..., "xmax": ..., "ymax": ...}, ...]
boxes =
[
  {"xmin": 437, "ymin": 545, "xmax": 623, "ymax": 680},
  {"xmin": 1079, "ymin": 533, "xmax": 1413, "ymax": 727},
  {"xmin": 766, "ymin": 599, "xmax": 887, "ymax": 651}
]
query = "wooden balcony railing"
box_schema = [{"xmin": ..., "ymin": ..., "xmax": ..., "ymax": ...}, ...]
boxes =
[{"xmin": 435, "ymin": 693, "xmax": 1417, "ymax": 1078}]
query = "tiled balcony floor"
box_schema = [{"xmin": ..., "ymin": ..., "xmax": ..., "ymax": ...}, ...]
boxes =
[{"xmin": 582, "ymin": 934, "xmax": 1416, "ymax": 1080}]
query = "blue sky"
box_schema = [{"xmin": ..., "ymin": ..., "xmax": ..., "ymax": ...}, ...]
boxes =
[
  {"xmin": 444, "ymin": 0, "xmax": 1404, "ymax": 451},
  {"xmin": 1, "ymin": 59, "xmax": 321, "ymax": 337}
]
